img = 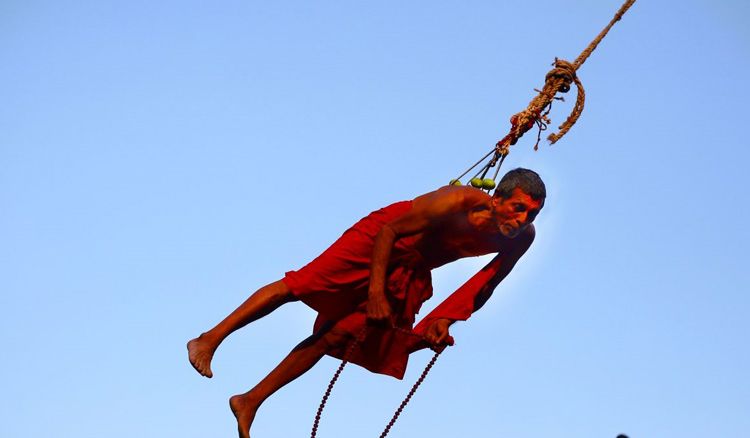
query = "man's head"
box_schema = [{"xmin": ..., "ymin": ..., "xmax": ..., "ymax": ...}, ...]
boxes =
[
  {"xmin": 493, "ymin": 168, "xmax": 546, "ymax": 203},
  {"xmin": 491, "ymin": 168, "xmax": 546, "ymax": 238}
]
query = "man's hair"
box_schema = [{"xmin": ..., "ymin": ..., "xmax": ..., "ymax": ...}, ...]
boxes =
[{"xmin": 494, "ymin": 168, "xmax": 546, "ymax": 201}]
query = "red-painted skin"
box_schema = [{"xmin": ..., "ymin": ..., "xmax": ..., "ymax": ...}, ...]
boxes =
[
  {"xmin": 366, "ymin": 186, "xmax": 543, "ymax": 342},
  {"xmin": 188, "ymin": 185, "xmax": 543, "ymax": 438}
]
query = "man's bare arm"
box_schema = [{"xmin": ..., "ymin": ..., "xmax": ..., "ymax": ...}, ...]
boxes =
[
  {"xmin": 471, "ymin": 225, "xmax": 535, "ymax": 314},
  {"xmin": 412, "ymin": 225, "xmax": 535, "ymax": 346},
  {"xmin": 474, "ymin": 225, "xmax": 536, "ymax": 312},
  {"xmin": 366, "ymin": 186, "xmax": 479, "ymax": 324}
]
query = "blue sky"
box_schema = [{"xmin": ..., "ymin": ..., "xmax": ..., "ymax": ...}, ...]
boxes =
[{"xmin": 2, "ymin": 1, "xmax": 749, "ymax": 437}]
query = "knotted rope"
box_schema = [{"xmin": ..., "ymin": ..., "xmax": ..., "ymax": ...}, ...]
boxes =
[
  {"xmin": 311, "ymin": 2, "xmax": 638, "ymax": 436},
  {"xmin": 452, "ymin": 0, "xmax": 635, "ymax": 190},
  {"xmin": 495, "ymin": 0, "xmax": 636, "ymax": 154}
]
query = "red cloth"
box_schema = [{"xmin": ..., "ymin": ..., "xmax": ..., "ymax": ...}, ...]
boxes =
[
  {"xmin": 283, "ymin": 201, "xmax": 498, "ymax": 379},
  {"xmin": 413, "ymin": 254, "xmax": 504, "ymax": 335}
]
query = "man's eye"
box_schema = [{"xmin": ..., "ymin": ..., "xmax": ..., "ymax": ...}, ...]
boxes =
[{"xmin": 514, "ymin": 204, "xmax": 526, "ymax": 212}]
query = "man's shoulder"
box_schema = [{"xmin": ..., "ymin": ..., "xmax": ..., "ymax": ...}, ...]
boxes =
[
  {"xmin": 508, "ymin": 224, "xmax": 536, "ymax": 253},
  {"xmin": 418, "ymin": 185, "xmax": 490, "ymax": 207}
]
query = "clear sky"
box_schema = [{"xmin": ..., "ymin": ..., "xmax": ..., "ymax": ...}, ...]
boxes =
[{"xmin": 2, "ymin": 1, "xmax": 749, "ymax": 437}]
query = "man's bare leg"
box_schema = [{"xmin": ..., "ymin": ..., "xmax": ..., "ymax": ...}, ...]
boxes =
[
  {"xmin": 187, "ymin": 279, "xmax": 297, "ymax": 378},
  {"xmin": 230, "ymin": 323, "xmax": 351, "ymax": 438}
]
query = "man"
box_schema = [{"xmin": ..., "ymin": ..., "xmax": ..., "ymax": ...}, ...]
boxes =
[{"xmin": 188, "ymin": 168, "xmax": 546, "ymax": 438}]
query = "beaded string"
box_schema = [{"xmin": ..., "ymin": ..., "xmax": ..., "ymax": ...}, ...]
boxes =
[{"xmin": 311, "ymin": 326, "xmax": 444, "ymax": 438}]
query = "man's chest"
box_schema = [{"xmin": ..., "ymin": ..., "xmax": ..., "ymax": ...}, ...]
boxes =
[{"xmin": 420, "ymin": 220, "xmax": 504, "ymax": 259}]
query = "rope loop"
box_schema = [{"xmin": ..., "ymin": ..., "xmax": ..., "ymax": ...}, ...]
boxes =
[
  {"xmin": 494, "ymin": 0, "xmax": 635, "ymax": 151},
  {"xmin": 545, "ymin": 58, "xmax": 586, "ymax": 145}
]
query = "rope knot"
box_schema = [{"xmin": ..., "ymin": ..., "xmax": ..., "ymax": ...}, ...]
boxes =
[{"xmin": 545, "ymin": 58, "xmax": 577, "ymax": 93}]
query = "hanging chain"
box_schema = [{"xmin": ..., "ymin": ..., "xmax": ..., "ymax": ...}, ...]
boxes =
[{"xmin": 311, "ymin": 326, "xmax": 445, "ymax": 438}]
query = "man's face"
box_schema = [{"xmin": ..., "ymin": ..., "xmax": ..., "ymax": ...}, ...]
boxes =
[{"xmin": 491, "ymin": 187, "xmax": 544, "ymax": 238}]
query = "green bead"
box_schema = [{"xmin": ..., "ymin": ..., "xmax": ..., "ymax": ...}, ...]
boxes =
[
  {"xmin": 449, "ymin": 179, "xmax": 462, "ymax": 186},
  {"xmin": 481, "ymin": 178, "xmax": 496, "ymax": 190},
  {"xmin": 470, "ymin": 178, "xmax": 483, "ymax": 188}
]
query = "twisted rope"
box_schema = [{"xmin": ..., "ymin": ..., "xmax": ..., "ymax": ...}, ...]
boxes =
[
  {"xmin": 495, "ymin": 0, "xmax": 636, "ymax": 153},
  {"xmin": 312, "ymin": 4, "xmax": 638, "ymax": 435},
  {"xmin": 573, "ymin": 0, "xmax": 636, "ymax": 70}
]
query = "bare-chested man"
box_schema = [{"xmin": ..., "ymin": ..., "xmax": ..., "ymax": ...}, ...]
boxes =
[{"xmin": 188, "ymin": 168, "xmax": 545, "ymax": 438}]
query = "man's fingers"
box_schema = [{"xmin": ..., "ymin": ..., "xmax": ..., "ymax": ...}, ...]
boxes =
[
  {"xmin": 368, "ymin": 309, "xmax": 392, "ymax": 319},
  {"xmin": 367, "ymin": 303, "xmax": 392, "ymax": 319},
  {"xmin": 425, "ymin": 334, "xmax": 445, "ymax": 348},
  {"xmin": 366, "ymin": 311, "xmax": 394, "ymax": 327},
  {"xmin": 367, "ymin": 314, "xmax": 387, "ymax": 323}
]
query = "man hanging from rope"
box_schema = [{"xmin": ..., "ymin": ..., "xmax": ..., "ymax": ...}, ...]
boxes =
[{"xmin": 187, "ymin": 168, "xmax": 545, "ymax": 438}]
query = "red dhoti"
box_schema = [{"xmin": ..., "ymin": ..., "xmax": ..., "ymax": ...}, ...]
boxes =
[{"xmin": 283, "ymin": 201, "xmax": 433, "ymax": 379}]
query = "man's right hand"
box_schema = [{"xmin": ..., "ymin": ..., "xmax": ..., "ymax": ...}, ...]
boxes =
[{"xmin": 366, "ymin": 293, "xmax": 393, "ymax": 326}]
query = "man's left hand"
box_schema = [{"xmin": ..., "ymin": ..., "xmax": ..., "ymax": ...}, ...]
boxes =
[{"xmin": 423, "ymin": 318, "xmax": 454, "ymax": 351}]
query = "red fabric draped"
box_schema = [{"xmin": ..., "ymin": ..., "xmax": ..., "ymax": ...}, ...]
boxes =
[{"xmin": 283, "ymin": 201, "xmax": 496, "ymax": 379}]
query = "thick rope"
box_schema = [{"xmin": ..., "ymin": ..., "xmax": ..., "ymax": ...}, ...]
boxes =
[
  {"xmin": 547, "ymin": 59, "xmax": 585, "ymax": 145},
  {"xmin": 312, "ymin": 4, "xmax": 638, "ymax": 435},
  {"xmin": 573, "ymin": 0, "xmax": 636, "ymax": 70},
  {"xmin": 495, "ymin": 0, "xmax": 636, "ymax": 153}
]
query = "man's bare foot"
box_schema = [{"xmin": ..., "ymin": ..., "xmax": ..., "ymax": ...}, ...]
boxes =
[
  {"xmin": 230, "ymin": 393, "xmax": 260, "ymax": 438},
  {"xmin": 187, "ymin": 334, "xmax": 218, "ymax": 378}
]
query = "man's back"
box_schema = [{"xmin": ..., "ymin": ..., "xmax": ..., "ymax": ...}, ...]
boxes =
[{"xmin": 383, "ymin": 185, "xmax": 538, "ymax": 269}]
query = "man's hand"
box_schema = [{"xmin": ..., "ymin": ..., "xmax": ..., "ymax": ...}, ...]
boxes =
[
  {"xmin": 423, "ymin": 318, "xmax": 454, "ymax": 351},
  {"xmin": 366, "ymin": 293, "xmax": 393, "ymax": 326}
]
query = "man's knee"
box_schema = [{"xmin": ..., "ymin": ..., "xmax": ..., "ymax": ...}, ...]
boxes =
[{"xmin": 264, "ymin": 280, "xmax": 298, "ymax": 303}]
